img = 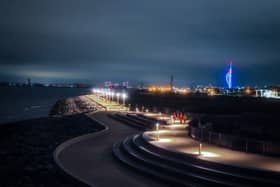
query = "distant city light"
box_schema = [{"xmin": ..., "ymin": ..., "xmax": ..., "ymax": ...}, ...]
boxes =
[
  {"xmin": 148, "ymin": 86, "xmax": 171, "ymax": 93},
  {"xmin": 245, "ymin": 87, "xmax": 252, "ymax": 95}
]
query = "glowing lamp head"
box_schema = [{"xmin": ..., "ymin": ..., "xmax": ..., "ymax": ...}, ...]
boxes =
[
  {"xmin": 116, "ymin": 93, "xmax": 120, "ymax": 97},
  {"xmin": 122, "ymin": 93, "xmax": 127, "ymax": 99},
  {"xmin": 155, "ymin": 122, "xmax": 160, "ymax": 129}
]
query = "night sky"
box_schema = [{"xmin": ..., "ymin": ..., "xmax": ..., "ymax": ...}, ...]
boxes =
[{"xmin": 1, "ymin": 0, "xmax": 280, "ymax": 86}]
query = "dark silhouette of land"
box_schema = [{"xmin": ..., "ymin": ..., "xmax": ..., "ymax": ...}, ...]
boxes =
[{"xmin": 0, "ymin": 114, "xmax": 102, "ymax": 186}]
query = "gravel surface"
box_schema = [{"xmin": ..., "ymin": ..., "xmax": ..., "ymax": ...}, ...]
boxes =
[{"xmin": 0, "ymin": 114, "xmax": 103, "ymax": 187}]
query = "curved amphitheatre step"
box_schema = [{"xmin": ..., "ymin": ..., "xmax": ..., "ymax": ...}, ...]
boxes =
[
  {"xmin": 114, "ymin": 134, "xmax": 280, "ymax": 187},
  {"xmin": 140, "ymin": 132, "xmax": 280, "ymax": 185},
  {"xmin": 108, "ymin": 112, "xmax": 185, "ymax": 131},
  {"xmin": 135, "ymin": 134, "xmax": 280, "ymax": 186},
  {"xmin": 114, "ymin": 136, "xmax": 236, "ymax": 187},
  {"xmin": 113, "ymin": 141, "xmax": 194, "ymax": 187},
  {"xmin": 125, "ymin": 136, "xmax": 235, "ymax": 186},
  {"xmin": 108, "ymin": 113, "xmax": 148, "ymax": 130},
  {"xmin": 110, "ymin": 113, "xmax": 280, "ymax": 186},
  {"xmin": 108, "ymin": 113, "xmax": 157, "ymax": 130}
]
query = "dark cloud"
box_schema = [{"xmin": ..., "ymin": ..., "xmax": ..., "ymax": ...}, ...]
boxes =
[{"xmin": 0, "ymin": 0, "xmax": 280, "ymax": 85}]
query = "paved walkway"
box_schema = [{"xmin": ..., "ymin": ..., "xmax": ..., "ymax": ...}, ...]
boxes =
[
  {"xmin": 146, "ymin": 131, "xmax": 280, "ymax": 172},
  {"xmin": 56, "ymin": 111, "xmax": 167, "ymax": 187},
  {"xmin": 86, "ymin": 95, "xmax": 128, "ymax": 111},
  {"xmin": 123, "ymin": 105, "xmax": 280, "ymax": 173},
  {"xmin": 56, "ymin": 94, "xmax": 280, "ymax": 187}
]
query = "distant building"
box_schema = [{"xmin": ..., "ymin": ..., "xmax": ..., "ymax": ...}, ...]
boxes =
[
  {"xmin": 104, "ymin": 81, "xmax": 112, "ymax": 88},
  {"xmin": 27, "ymin": 78, "xmax": 32, "ymax": 87},
  {"xmin": 170, "ymin": 75, "xmax": 174, "ymax": 92},
  {"xmin": 122, "ymin": 81, "xmax": 129, "ymax": 88}
]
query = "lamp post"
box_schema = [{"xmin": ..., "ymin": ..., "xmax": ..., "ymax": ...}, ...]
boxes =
[
  {"xmin": 116, "ymin": 93, "xmax": 120, "ymax": 104},
  {"xmin": 198, "ymin": 143, "xmax": 202, "ymax": 156},
  {"xmin": 102, "ymin": 89, "xmax": 106, "ymax": 99},
  {"xmin": 111, "ymin": 92, "xmax": 115, "ymax": 102},
  {"xmin": 122, "ymin": 93, "xmax": 127, "ymax": 106},
  {"xmin": 109, "ymin": 91, "xmax": 112, "ymax": 102},
  {"xmin": 156, "ymin": 122, "xmax": 160, "ymax": 140},
  {"xmin": 105, "ymin": 91, "xmax": 109, "ymax": 102}
]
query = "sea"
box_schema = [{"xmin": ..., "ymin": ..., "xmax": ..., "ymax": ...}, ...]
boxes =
[{"xmin": 0, "ymin": 87, "xmax": 91, "ymax": 124}]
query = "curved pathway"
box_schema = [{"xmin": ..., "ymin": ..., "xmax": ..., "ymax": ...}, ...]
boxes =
[
  {"xmin": 145, "ymin": 131, "xmax": 280, "ymax": 172},
  {"xmin": 55, "ymin": 94, "xmax": 280, "ymax": 186},
  {"xmin": 55, "ymin": 111, "xmax": 167, "ymax": 187}
]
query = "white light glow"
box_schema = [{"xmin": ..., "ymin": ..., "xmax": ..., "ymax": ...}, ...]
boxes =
[
  {"xmin": 193, "ymin": 151, "xmax": 220, "ymax": 158},
  {"xmin": 158, "ymin": 138, "xmax": 172, "ymax": 143},
  {"xmin": 122, "ymin": 93, "xmax": 127, "ymax": 99},
  {"xmin": 150, "ymin": 130, "xmax": 169, "ymax": 134}
]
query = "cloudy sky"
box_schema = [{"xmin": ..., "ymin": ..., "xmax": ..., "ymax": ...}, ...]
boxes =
[{"xmin": 0, "ymin": 0, "xmax": 280, "ymax": 86}]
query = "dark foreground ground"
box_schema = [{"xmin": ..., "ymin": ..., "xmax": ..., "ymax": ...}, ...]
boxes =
[{"xmin": 0, "ymin": 114, "xmax": 102, "ymax": 187}]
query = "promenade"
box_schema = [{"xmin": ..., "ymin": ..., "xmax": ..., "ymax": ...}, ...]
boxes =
[
  {"xmin": 145, "ymin": 131, "xmax": 280, "ymax": 172},
  {"xmin": 54, "ymin": 98, "xmax": 166, "ymax": 187},
  {"xmin": 54, "ymin": 94, "xmax": 280, "ymax": 186}
]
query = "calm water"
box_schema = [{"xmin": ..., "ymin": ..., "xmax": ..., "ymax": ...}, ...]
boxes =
[{"xmin": 0, "ymin": 87, "xmax": 91, "ymax": 124}]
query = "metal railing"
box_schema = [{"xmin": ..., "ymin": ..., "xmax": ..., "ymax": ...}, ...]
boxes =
[{"xmin": 190, "ymin": 127, "xmax": 280, "ymax": 156}]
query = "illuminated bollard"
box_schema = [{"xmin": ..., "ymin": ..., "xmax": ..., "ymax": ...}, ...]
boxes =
[
  {"xmin": 156, "ymin": 122, "xmax": 160, "ymax": 141},
  {"xmin": 199, "ymin": 143, "xmax": 202, "ymax": 155}
]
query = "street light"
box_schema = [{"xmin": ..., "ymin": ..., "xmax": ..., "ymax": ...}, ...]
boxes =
[
  {"xmin": 111, "ymin": 92, "xmax": 115, "ymax": 102},
  {"xmin": 107, "ymin": 91, "xmax": 110, "ymax": 101},
  {"xmin": 122, "ymin": 93, "xmax": 127, "ymax": 106},
  {"xmin": 116, "ymin": 93, "xmax": 120, "ymax": 104},
  {"xmin": 105, "ymin": 90, "xmax": 109, "ymax": 102},
  {"xmin": 155, "ymin": 122, "xmax": 160, "ymax": 140}
]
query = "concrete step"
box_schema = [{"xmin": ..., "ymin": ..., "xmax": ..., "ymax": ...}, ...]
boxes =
[
  {"xmin": 110, "ymin": 113, "xmax": 186, "ymax": 131},
  {"xmin": 134, "ymin": 134, "xmax": 276, "ymax": 186},
  {"xmin": 109, "ymin": 113, "xmax": 154, "ymax": 129},
  {"xmin": 112, "ymin": 142, "xmax": 193, "ymax": 187},
  {"xmin": 121, "ymin": 135, "xmax": 238, "ymax": 187},
  {"xmin": 114, "ymin": 132, "xmax": 280, "ymax": 186},
  {"xmin": 140, "ymin": 133, "xmax": 280, "ymax": 186},
  {"xmin": 108, "ymin": 113, "xmax": 145, "ymax": 129}
]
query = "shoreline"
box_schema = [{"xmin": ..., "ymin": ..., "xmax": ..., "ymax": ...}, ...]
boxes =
[
  {"xmin": 0, "ymin": 95, "xmax": 103, "ymax": 186},
  {"xmin": 0, "ymin": 87, "xmax": 91, "ymax": 125}
]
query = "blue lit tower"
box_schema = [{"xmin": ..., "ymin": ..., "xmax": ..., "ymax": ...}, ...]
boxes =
[{"xmin": 225, "ymin": 62, "xmax": 233, "ymax": 89}]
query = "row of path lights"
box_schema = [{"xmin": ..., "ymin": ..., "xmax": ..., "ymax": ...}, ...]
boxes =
[{"xmin": 92, "ymin": 88, "xmax": 127, "ymax": 107}]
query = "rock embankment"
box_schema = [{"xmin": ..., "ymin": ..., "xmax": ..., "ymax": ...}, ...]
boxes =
[{"xmin": 49, "ymin": 95, "xmax": 98, "ymax": 116}]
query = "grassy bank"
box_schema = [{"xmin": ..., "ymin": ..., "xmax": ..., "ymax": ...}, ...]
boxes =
[{"xmin": 0, "ymin": 114, "xmax": 103, "ymax": 186}]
